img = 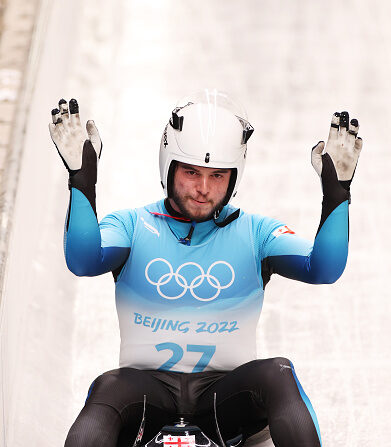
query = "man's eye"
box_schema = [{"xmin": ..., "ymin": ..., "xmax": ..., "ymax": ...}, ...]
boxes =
[{"xmin": 186, "ymin": 170, "xmax": 197, "ymax": 175}]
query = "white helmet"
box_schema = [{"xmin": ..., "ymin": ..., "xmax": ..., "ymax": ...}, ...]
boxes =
[{"xmin": 159, "ymin": 89, "xmax": 254, "ymax": 205}]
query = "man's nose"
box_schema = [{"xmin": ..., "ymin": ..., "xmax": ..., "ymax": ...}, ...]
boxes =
[{"xmin": 196, "ymin": 176, "xmax": 209, "ymax": 195}]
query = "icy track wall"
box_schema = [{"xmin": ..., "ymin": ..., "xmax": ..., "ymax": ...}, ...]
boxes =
[
  {"xmin": 0, "ymin": 0, "xmax": 50, "ymax": 444},
  {"xmin": 1, "ymin": 1, "xmax": 391, "ymax": 446},
  {"xmin": 0, "ymin": 1, "xmax": 82, "ymax": 446}
]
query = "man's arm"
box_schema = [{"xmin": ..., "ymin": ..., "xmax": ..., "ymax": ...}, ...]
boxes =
[
  {"xmin": 64, "ymin": 188, "xmax": 131, "ymax": 277},
  {"xmin": 259, "ymin": 111, "xmax": 362, "ymax": 286},
  {"xmin": 49, "ymin": 98, "xmax": 130, "ymax": 277}
]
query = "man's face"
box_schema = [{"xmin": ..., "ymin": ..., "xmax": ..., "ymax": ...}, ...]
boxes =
[{"xmin": 169, "ymin": 162, "xmax": 231, "ymax": 222}]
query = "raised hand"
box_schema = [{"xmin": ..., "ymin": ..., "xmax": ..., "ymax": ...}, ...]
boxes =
[
  {"xmin": 311, "ymin": 111, "xmax": 363, "ymax": 185},
  {"xmin": 49, "ymin": 98, "xmax": 102, "ymax": 172}
]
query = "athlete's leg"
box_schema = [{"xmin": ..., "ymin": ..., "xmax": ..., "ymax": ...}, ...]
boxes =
[
  {"xmin": 194, "ymin": 358, "xmax": 322, "ymax": 447},
  {"xmin": 64, "ymin": 368, "xmax": 177, "ymax": 447}
]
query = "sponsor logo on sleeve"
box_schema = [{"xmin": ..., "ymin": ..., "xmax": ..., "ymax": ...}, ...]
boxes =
[
  {"xmin": 272, "ymin": 225, "xmax": 295, "ymax": 238},
  {"xmin": 141, "ymin": 217, "xmax": 160, "ymax": 237}
]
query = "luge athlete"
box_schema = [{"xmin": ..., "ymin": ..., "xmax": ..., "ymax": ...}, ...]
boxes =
[{"xmin": 49, "ymin": 90, "xmax": 362, "ymax": 447}]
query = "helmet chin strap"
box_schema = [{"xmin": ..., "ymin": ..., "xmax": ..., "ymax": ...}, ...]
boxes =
[
  {"xmin": 212, "ymin": 168, "xmax": 240, "ymax": 227},
  {"xmin": 164, "ymin": 198, "xmax": 240, "ymax": 233},
  {"xmin": 221, "ymin": 168, "xmax": 237, "ymax": 206},
  {"xmin": 214, "ymin": 208, "xmax": 240, "ymax": 228}
]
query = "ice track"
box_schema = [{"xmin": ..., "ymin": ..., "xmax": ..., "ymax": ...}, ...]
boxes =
[{"xmin": 0, "ymin": 1, "xmax": 390, "ymax": 446}]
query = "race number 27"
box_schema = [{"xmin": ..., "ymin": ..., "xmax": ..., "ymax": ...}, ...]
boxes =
[{"xmin": 155, "ymin": 342, "xmax": 216, "ymax": 372}]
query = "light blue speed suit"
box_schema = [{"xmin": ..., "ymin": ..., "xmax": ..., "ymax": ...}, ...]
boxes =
[
  {"xmin": 64, "ymin": 146, "xmax": 350, "ymax": 447},
  {"xmin": 66, "ymin": 192, "xmax": 348, "ymax": 375}
]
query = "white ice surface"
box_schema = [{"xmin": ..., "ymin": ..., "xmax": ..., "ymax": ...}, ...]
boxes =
[{"xmin": 1, "ymin": 1, "xmax": 390, "ymax": 446}]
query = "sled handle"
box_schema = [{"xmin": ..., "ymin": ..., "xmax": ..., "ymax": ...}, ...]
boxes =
[
  {"xmin": 133, "ymin": 394, "xmax": 147, "ymax": 447},
  {"xmin": 214, "ymin": 393, "xmax": 226, "ymax": 447}
]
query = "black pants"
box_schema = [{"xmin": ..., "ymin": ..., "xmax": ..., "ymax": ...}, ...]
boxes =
[{"xmin": 64, "ymin": 358, "xmax": 322, "ymax": 447}]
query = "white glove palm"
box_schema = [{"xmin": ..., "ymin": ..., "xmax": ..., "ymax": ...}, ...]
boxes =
[
  {"xmin": 312, "ymin": 111, "xmax": 362, "ymax": 182},
  {"xmin": 48, "ymin": 99, "xmax": 101, "ymax": 171}
]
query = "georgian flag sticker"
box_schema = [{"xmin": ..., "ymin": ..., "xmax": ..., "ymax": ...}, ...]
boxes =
[
  {"xmin": 272, "ymin": 225, "xmax": 295, "ymax": 238},
  {"xmin": 163, "ymin": 435, "xmax": 196, "ymax": 447}
]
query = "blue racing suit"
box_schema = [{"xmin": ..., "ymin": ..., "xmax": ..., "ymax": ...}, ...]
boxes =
[
  {"xmin": 64, "ymin": 144, "xmax": 349, "ymax": 447},
  {"xmin": 65, "ymin": 191, "xmax": 348, "ymax": 373}
]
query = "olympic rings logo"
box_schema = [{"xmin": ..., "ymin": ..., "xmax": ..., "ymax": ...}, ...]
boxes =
[{"xmin": 145, "ymin": 258, "xmax": 235, "ymax": 301}]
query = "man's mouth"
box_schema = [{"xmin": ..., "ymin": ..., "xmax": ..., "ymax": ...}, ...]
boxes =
[{"xmin": 191, "ymin": 198, "xmax": 209, "ymax": 205}]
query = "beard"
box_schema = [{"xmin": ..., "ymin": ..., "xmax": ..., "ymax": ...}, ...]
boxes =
[{"xmin": 170, "ymin": 186, "xmax": 226, "ymax": 222}]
